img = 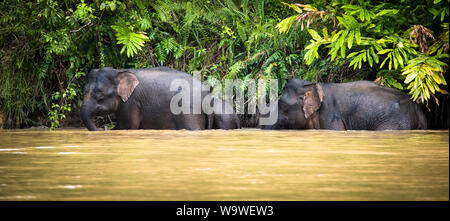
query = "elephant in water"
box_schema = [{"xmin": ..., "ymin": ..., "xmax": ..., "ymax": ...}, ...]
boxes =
[
  {"xmin": 80, "ymin": 67, "xmax": 240, "ymax": 131},
  {"xmin": 263, "ymin": 79, "xmax": 427, "ymax": 130}
]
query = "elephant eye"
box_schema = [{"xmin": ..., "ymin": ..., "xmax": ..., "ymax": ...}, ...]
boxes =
[{"xmin": 95, "ymin": 91, "xmax": 105, "ymax": 100}]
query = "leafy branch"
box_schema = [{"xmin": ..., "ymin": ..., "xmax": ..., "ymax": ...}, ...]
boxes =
[
  {"xmin": 111, "ymin": 18, "xmax": 149, "ymax": 57},
  {"xmin": 276, "ymin": 1, "xmax": 449, "ymax": 104}
]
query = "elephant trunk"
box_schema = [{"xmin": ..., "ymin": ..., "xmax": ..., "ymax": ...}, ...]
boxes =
[{"xmin": 81, "ymin": 101, "xmax": 99, "ymax": 131}]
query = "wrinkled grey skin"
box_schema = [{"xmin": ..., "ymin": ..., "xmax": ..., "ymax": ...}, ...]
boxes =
[
  {"xmin": 80, "ymin": 67, "xmax": 240, "ymax": 131},
  {"xmin": 208, "ymin": 98, "xmax": 241, "ymax": 129},
  {"xmin": 263, "ymin": 79, "xmax": 427, "ymax": 130}
]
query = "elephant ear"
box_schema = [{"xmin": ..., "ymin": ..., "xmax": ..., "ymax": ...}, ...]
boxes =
[
  {"xmin": 116, "ymin": 71, "xmax": 139, "ymax": 102},
  {"xmin": 302, "ymin": 83, "xmax": 324, "ymax": 119}
]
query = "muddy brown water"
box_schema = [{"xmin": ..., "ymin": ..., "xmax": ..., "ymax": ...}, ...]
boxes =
[{"xmin": 0, "ymin": 129, "xmax": 448, "ymax": 201}]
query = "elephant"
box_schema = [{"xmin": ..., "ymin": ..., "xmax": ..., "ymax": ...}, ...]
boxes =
[
  {"xmin": 209, "ymin": 98, "xmax": 241, "ymax": 129},
  {"xmin": 80, "ymin": 67, "xmax": 240, "ymax": 131},
  {"xmin": 262, "ymin": 79, "xmax": 427, "ymax": 130}
]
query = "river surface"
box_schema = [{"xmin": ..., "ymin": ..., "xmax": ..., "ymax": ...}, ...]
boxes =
[{"xmin": 0, "ymin": 129, "xmax": 448, "ymax": 201}]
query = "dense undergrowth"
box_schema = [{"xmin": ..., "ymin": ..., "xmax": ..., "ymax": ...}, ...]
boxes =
[{"xmin": 0, "ymin": 0, "xmax": 448, "ymax": 129}]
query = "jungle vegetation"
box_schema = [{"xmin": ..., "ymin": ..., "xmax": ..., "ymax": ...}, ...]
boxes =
[{"xmin": 0, "ymin": 0, "xmax": 448, "ymax": 129}]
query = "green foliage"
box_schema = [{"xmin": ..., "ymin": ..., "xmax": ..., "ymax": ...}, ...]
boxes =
[
  {"xmin": 277, "ymin": 0, "xmax": 449, "ymax": 104},
  {"xmin": 111, "ymin": 18, "xmax": 150, "ymax": 57},
  {"xmin": 402, "ymin": 54, "xmax": 448, "ymax": 102},
  {"xmin": 154, "ymin": 37, "xmax": 183, "ymax": 65},
  {"xmin": 1, "ymin": 0, "xmax": 448, "ymax": 128},
  {"xmin": 48, "ymin": 71, "xmax": 85, "ymax": 129}
]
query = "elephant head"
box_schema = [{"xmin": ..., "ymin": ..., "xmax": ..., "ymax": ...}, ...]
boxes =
[
  {"xmin": 272, "ymin": 79, "xmax": 324, "ymax": 129},
  {"xmin": 80, "ymin": 67, "xmax": 139, "ymax": 131}
]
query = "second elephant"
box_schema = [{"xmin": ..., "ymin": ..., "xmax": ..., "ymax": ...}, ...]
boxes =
[{"xmin": 263, "ymin": 79, "xmax": 427, "ymax": 130}]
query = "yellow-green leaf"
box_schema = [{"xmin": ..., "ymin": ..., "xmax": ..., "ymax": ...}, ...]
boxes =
[
  {"xmin": 355, "ymin": 29, "xmax": 361, "ymax": 45},
  {"xmin": 322, "ymin": 27, "xmax": 328, "ymax": 40},
  {"xmin": 378, "ymin": 49, "xmax": 392, "ymax": 55},
  {"xmin": 281, "ymin": 2, "xmax": 303, "ymax": 14},
  {"xmin": 275, "ymin": 15, "xmax": 298, "ymax": 34},
  {"xmin": 348, "ymin": 30, "xmax": 354, "ymax": 49},
  {"xmin": 341, "ymin": 43, "xmax": 346, "ymax": 58},
  {"xmin": 308, "ymin": 29, "xmax": 323, "ymax": 41}
]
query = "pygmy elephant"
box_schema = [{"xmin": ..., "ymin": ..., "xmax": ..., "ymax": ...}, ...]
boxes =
[
  {"xmin": 264, "ymin": 79, "xmax": 427, "ymax": 130},
  {"xmin": 80, "ymin": 67, "xmax": 240, "ymax": 130}
]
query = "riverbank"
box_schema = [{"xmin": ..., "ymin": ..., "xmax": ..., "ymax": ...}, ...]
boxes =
[
  {"xmin": 1, "ymin": 105, "xmax": 448, "ymax": 130},
  {"xmin": 0, "ymin": 108, "xmax": 261, "ymax": 130}
]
